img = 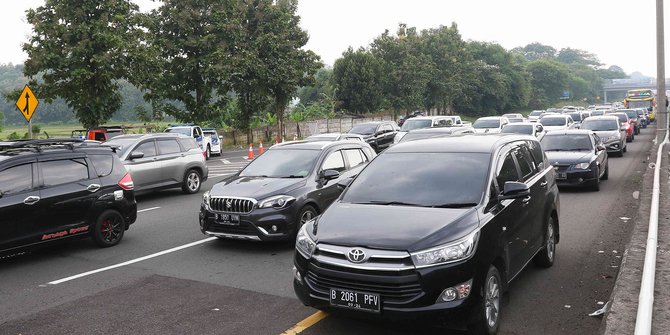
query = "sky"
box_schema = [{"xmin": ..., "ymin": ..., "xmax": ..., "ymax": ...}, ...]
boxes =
[{"xmin": 1, "ymin": 0, "xmax": 667, "ymax": 77}]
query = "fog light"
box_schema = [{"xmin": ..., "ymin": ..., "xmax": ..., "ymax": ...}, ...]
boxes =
[
  {"xmin": 293, "ymin": 266, "xmax": 302, "ymax": 284},
  {"xmin": 578, "ymin": 178, "xmax": 584, "ymax": 183},
  {"xmin": 271, "ymin": 225, "xmax": 278, "ymax": 232},
  {"xmin": 437, "ymin": 279, "xmax": 473, "ymax": 303}
]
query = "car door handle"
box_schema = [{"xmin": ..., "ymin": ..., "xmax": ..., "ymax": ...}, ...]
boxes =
[
  {"xmin": 522, "ymin": 196, "xmax": 531, "ymax": 206},
  {"xmin": 87, "ymin": 184, "xmax": 101, "ymax": 192},
  {"xmin": 540, "ymin": 180, "xmax": 548, "ymax": 188},
  {"xmin": 23, "ymin": 196, "xmax": 40, "ymax": 205}
]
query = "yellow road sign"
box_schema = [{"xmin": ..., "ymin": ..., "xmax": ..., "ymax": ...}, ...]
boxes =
[{"xmin": 16, "ymin": 85, "xmax": 39, "ymax": 122}]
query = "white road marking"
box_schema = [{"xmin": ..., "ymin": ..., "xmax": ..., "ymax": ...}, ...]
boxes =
[
  {"xmin": 137, "ymin": 207, "xmax": 160, "ymax": 213},
  {"xmin": 46, "ymin": 237, "xmax": 218, "ymax": 285}
]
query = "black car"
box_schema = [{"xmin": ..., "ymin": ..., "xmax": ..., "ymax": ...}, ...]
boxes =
[
  {"xmin": 540, "ymin": 130, "xmax": 609, "ymax": 191},
  {"xmin": 199, "ymin": 140, "xmax": 376, "ymax": 241},
  {"xmin": 0, "ymin": 139, "xmax": 137, "ymax": 255},
  {"xmin": 347, "ymin": 121, "xmax": 398, "ymax": 153},
  {"xmin": 293, "ymin": 134, "xmax": 560, "ymax": 334}
]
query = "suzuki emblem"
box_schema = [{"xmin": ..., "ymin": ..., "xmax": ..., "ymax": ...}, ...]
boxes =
[
  {"xmin": 226, "ymin": 199, "xmax": 232, "ymax": 209},
  {"xmin": 347, "ymin": 248, "xmax": 367, "ymax": 263}
]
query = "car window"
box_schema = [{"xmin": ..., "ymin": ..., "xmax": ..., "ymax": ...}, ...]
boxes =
[
  {"xmin": 0, "ymin": 164, "xmax": 33, "ymax": 195},
  {"xmin": 178, "ymin": 138, "xmax": 199, "ymax": 151},
  {"xmin": 42, "ymin": 159, "xmax": 90, "ymax": 187},
  {"xmin": 195, "ymin": 128, "xmax": 202, "ymax": 138},
  {"xmin": 526, "ymin": 140, "xmax": 546, "ymax": 170},
  {"xmin": 93, "ymin": 132, "xmax": 106, "ymax": 141},
  {"xmin": 496, "ymin": 153, "xmax": 519, "ymax": 191},
  {"xmin": 157, "ymin": 139, "xmax": 182, "ymax": 155},
  {"xmin": 89, "ymin": 154, "xmax": 114, "ymax": 177},
  {"xmin": 321, "ymin": 150, "xmax": 346, "ymax": 172},
  {"xmin": 133, "ymin": 140, "xmax": 157, "ymax": 158},
  {"xmin": 514, "ymin": 146, "xmax": 536, "ymax": 181},
  {"xmin": 381, "ymin": 124, "xmax": 393, "ymax": 133},
  {"xmin": 343, "ymin": 149, "xmax": 368, "ymax": 168}
]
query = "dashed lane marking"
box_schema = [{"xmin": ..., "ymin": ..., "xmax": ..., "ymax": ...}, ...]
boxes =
[
  {"xmin": 137, "ymin": 207, "xmax": 160, "ymax": 213},
  {"xmin": 45, "ymin": 237, "xmax": 217, "ymax": 285},
  {"xmin": 279, "ymin": 311, "xmax": 329, "ymax": 335}
]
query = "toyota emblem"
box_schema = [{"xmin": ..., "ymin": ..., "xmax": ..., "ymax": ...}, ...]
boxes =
[
  {"xmin": 226, "ymin": 199, "xmax": 232, "ymax": 209},
  {"xmin": 347, "ymin": 248, "xmax": 367, "ymax": 263}
]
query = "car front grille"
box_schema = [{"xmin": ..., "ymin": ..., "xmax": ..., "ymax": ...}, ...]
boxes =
[
  {"xmin": 210, "ymin": 197, "xmax": 255, "ymax": 214},
  {"xmin": 206, "ymin": 222, "xmax": 256, "ymax": 235},
  {"xmin": 553, "ymin": 164, "xmax": 570, "ymax": 173},
  {"xmin": 305, "ymin": 244, "xmax": 423, "ymax": 304}
]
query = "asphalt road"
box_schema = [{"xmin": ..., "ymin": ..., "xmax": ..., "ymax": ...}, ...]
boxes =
[{"xmin": 0, "ymin": 129, "xmax": 655, "ymax": 335}]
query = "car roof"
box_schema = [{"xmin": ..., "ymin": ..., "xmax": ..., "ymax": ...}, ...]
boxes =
[
  {"xmin": 477, "ymin": 116, "xmax": 506, "ymax": 120},
  {"xmin": 407, "ymin": 116, "xmax": 452, "ymax": 120},
  {"xmin": 0, "ymin": 139, "xmax": 117, "ymax": 162},
  {"xmin": 108, "ymin": 133, "xmax": 188, "ymax": 141},
  {"xmin": 387, "ymin": 134, "xmax": 535, "ymax": 154},
  {"xmin": 405, "ymin": 127, "xmax": 466, "ymax": 134},
  {"xmin": 544, "ymin": 129, "xmax": 593, "ymax": 136}
]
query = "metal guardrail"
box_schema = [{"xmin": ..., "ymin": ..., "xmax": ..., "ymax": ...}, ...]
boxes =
[{"xmin": 634, "ymin": 111, "xmax": 669, "ymax": 334}]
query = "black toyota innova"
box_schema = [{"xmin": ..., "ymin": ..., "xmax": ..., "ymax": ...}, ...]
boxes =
[{"xmin": 293, "ymin": 134, "xmax": 560, "ymax": 334}]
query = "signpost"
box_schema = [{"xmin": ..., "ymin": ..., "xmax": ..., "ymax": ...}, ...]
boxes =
[{"xmin": 15, "ymin": 85, "xmax": 39, "ymax": 139}]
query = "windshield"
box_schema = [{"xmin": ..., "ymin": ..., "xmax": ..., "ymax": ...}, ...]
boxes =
[
  {"xmin": 501, "ymin": 125, "xmax": 533, "ymax": 135},
  {"xmin": 349, "ymin": 124, "xmax": 377, "ymax": 135},
  {"xmin": 529, "ymin": 111, "xmax": 543, "ymax": 116},
  {"xmin": 569, "ymin": 113, "xmax": 582, "ymax": 122},
  {"xmin": 473, "ymin": 119, "xmax": 501, "ymax": 128},
  {"xmin": 627, "ymin": 100, "xmax": 653, "ymax": 109},
  {"xmin": 239, "ymin": 149, "xmax": 320, "ymax": 178},
  {"xmin": 541, "ymin": 134, "xmax": 593, "ymax": 152},
  {"xmin": 105, "ymin": 138, "xmax": 140, "ymax": 157},
  {"xmin": 342, "ymin": 152, "xmax": 490, "ymax": 207},
  {"xmin": 507, "ymin": 118, "xmax": 523, "ymax": 123},
  {"xmin": 400, "ymin": 119, "xmax": 433, "ymax": 131},
  {"xmin": 591, "ymin": 111, "xmax": 605, "ymax": 116},
  {"xmin": 165, "ymin": 128, "xmax": 191, "ymax": 136},
  {"xmin": 581, "ymin": 120, "xmax": 619, "ymax": 131},
  {"xmin": 540, "ymin": 117, "xmax": 567, "ymax": 126}
]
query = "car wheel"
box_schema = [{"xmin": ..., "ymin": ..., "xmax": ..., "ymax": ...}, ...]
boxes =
[
  {"xmin": 623, "ymin": 144, "xmax": 627, "ymax": 153},
  {"xmin": 601, "ymin": 163, "xmax": 609, "ymax": 180},
  {"xmin": 468, "ymin": 265, "xmax": 502, "ymax": 335},
  {"xmin": 182, "ymin": 169, "xmax": 202, "ymax": 194},
  {"xmin": 206, "ymin": 145, "xmax": 211, "ymax": 160},
  {"xmin": 533, "ymin": 216, "xmax": 556, "ymax": 268},
  {"xmin": 591, "ymin": 168, "xmax": 600, "ymax": 191},
  {"xmin": 92, "ymin": 210, "xmax": 125, "ymax": 247},
  {"xmin": 296, "ymin": 205, "xmax": 317, "ymax": 233}
]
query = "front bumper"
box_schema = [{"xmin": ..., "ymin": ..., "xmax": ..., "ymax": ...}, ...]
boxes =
[
  {"xmin": 199, "ymin": 202, "xmax": 299, "ymax": 241},
  {"xmin": 555, "ymin": 169, "xmax": 598, "ymax": 187},
  {"xmin": 604, "ymin": 140, "xmax": 623, "ymax": 153}
]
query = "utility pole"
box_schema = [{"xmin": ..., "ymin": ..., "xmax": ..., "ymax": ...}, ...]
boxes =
[{"xmin": 657, "ymin": 0, "xmax": 666, "ymax": 122}]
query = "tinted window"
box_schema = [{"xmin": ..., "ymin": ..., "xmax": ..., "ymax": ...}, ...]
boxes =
[
  {"xmin": 240, "ymin": 149, "xmax": 320, "ymax": 178},
  {"xmin": 502, "ymin": 124, "xmax": 533, "ymax": 135},
  {"xmin": 321, "ymin": 151, "xmax": 346, "ymax": 172},
  {"xmin": 540, "ymin": 117, "xmax": 567, "ymax": 126},
  {"xmin": 178, "ymin": 138, "xmax": 199, "ymax": 150},
  {"xmin": 496, "ymin": 153, "xmax": 519, "ymax": 189},
  {"xmin": 349, "ymin": 124, "xmax": 377, "ymax": 135},
  {"xmin": 380, "ymin": 124, "xmax": 393, "ymax": 133},
  {"xmin": 105, "ymin": 138, "xmax": 140, "ymax": 157},
  {"xmin": 343, "ymin": 149, "xmax": 367, "ymax": 168},
  {"xmin": 42, "ymin": 159, "xmax": 89, "ymax": 186},
  {"xmin": 157, "ymin": 139, "xmax": 182, "ymax": 155},
  {"xmin": 526, "ymin": 140, "xmax": 546, "ymax": 170},
  {"xmin": 89, "ymin": 154, "xmax": 114, "ymax": 177},
  {"xmin": 133, "ymin": 141, "xmax": 157, "ymax": 157},
  {"xmin": 541, "ymin": 134, "xmax": 593, "ymax": 152},
  {"xmin": 515, "ymin": 147, "xmax": 536, "ymax": 180},
  {"xmin": 0, "ymin": 164, "xmax": 33, "ymax": 195},
  {"xmin": 165, "ymin": 128, "xmax": 191, "ymax": 136},
  {"xmin": 342, "ymin": 153, "xmax": 490, "ymax": 206}
]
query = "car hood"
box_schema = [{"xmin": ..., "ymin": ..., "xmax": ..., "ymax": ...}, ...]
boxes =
[
  {"xmin": 312, "ymin": 202, "xmax": 478, "ymax": 252},
  {"xmin": 545, "ymin": 151, "xmax": 592, "ymax": 165},
  {"xmin": 210, "ymin": 175, "xmax": 304, "ymax": 199}
]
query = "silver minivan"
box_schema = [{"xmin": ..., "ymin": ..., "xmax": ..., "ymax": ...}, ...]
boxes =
[{"xmin": 105, "ymin": 133, "xmax": 209, "ymax": 194}]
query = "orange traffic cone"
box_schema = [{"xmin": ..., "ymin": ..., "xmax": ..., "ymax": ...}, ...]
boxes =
[
  {"xmin": 247, "ymin": 143, "xmax": 254, "ymax": 160},
  {"xmin": 258, "ymin": 142, "xmax": 264, "ymax": 155}
]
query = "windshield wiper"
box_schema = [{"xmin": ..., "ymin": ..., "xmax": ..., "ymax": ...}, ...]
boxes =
[
  {"xmin": 432, "ymin": 203, "xmax": 478, "ymax": 208},
  {"xmin": 280, "ymin": 175, "xmax": 304, "ymax": 178},
  {"xmin": 357, "ymin": 200, "xmax": 426, "ymax": 207}
]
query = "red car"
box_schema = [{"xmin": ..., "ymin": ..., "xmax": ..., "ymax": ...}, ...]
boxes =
[{"xmin": 609, "ymin": 112, "xmax": 634, "ymax": 142}]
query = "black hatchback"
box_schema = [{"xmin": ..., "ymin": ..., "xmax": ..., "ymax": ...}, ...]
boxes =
[
  {"xmin": 0, "ymin": 139, "xmax": 137, "ymax": 255},
  {"xmin": 293, "ymin": 134, "xmax": 560, "ymax": 334},
  {"xmin": 199, "ymin": 140, "xmax": 376, "ymax": 241}
]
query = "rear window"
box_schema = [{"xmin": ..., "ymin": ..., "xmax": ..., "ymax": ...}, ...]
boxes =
[
  {"xmin": 540, "ymin": 117, "xmax": 567, "ymax": 126},
  {"xmin": 178, "ymin": 138, "xmax": 199, "ymax": 151},
  {"xmin": 89, "ymin": 154, "xmax": 114, "ymax": 177}
]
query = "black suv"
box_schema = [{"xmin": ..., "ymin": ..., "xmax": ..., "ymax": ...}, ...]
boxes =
[
  {"xmin": 293, "ymin": 134, "xmax": 560, "ymax": 334},
  {"xmin": 347, "ymin": 121, "xmax": 398, "ymax": 153},
  {"xmin": 199, "ymin": 140, "xmax": 375, "ymax": 241},
  {"xmin": 0, "ymin": 139, "xmax": 137, "ymax": 255}
]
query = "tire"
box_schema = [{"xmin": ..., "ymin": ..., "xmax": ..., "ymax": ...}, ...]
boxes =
[
  {"xmin": 92, "ymin": 210, "xmax": 125, "ymax": 247},
  {"xmin": 591, "ymin": 168, "xmax": 600, "ymax": 191},
  {"xmin": 206, "ymin": 145, "xmax": 211, "ymax": 160},
  {"xmin": 468, "ymin": 265, "xmax": 502, "ymax": 335},
  {"xmin": 601, "ymin": 163, "xmax": 609, "ymax": 180},
  {"xmin": 296, "ymin": 205, "xmax": 317, "ymax": 234},
  {"xmin": 623, "ymin": 144, "xmax": 627, "ymax": 153},
  {"xmin": 182, "ymin": 169, "xmax": 202, "ymax": 194},
  {"xmin": 534, "ymin": 217, "xmax": 556, "ymax": 268}
]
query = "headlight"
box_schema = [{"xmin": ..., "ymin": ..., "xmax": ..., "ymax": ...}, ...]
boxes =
[
  {"xmin": 411, "ymin": 231, "xmax": 479, "ymax": 268},
  {"xmin": 258, "ymin": 195, "xmax": 296, "ymax": 209},
  {"xmin": 573, "ymin": 162, "xmax": 591, "ymax": 170},
  {"xmin": 202, "ymin": 191, "xmax": 210, "ymax": 208},
  {"xmin": 295, "ymin": 223, "xmax": 316, "ymax": 259}
]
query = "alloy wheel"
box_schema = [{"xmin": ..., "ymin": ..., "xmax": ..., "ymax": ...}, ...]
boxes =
[{"xmin": 485, "ymin": 274, "xmax": 500, "ymax": 328}]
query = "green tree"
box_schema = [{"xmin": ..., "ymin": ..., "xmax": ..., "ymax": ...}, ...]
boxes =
[
  {"xmin": 23, "ymin": 0, "xmax": 144, "ymax": 129},
  {"xmin": 527, "ymin": 59, "xmax": 570, "ymax": 108},
  {"xmin": 511, "ymin": 42, "xmax": 557, "ymax": 61},
  {"xmin": 333, "ymin": 47, "xmax": 384, "ymax": 114},
  {"xmin": 298, "ymin": 68, "xmax": 334, "ymax": 105},
  {"xmin": 556, "ymin": 48, "xmax": 601, "ymax": 68}
]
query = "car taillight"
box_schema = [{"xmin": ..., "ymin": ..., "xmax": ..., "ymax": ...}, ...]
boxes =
[
  {"xmin": 118, "ymin": 173, "xmax": 134, "ymax": 190},
  {"xmin": 202, "ymin": 150, "xmax": 206, "ymax": 158}
]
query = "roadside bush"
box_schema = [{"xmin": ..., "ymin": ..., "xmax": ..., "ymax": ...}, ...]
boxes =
[{"xmin": 7, "ymin": 132, "xmax": 21, "ymax": 140}]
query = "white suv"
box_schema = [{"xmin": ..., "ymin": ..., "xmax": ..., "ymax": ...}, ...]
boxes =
[{"xmin": 164, "ymin": 124, "xmax": 213, "ymax": 160}]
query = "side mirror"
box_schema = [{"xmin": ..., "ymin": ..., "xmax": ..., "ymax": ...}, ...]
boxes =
[
  {"xmin": 597, "ymin": 144, "xmax": 606, "ymax": 151},
  {"xmin": 218, "ymin": 135, "xmax": 223, "ymax": 139},
  {"xmin": 320, "ymin": 169, "xmax": 340, "ymax": 182},
  {"xmin": 337, "ymin": 177, "xmax": 353, "ymax": 190},
  {"xmin": 498, "ymin": 181, "xmax": 530, "ymax": 200},
  {"xmin": 129, "ymin": 151, "xmax": 145, "ymax": 160}
]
